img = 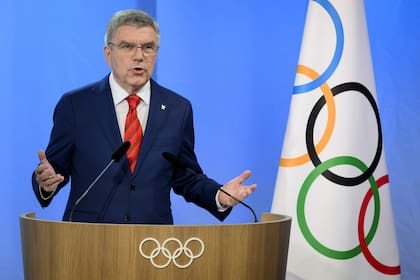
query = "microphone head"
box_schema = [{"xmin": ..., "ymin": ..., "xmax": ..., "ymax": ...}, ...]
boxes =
[
  {"xmin": 162, "ymin": 152, "xmax": 187, "ymax": 170},
  {"xmin": 112, "ymin": 141, "xmax": 131, "ymax": 162}
]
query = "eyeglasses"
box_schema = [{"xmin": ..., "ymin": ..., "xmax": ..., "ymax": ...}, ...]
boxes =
[{"xmin": 108, "ymin": 41, "xmax": 159, "ymax": 56}]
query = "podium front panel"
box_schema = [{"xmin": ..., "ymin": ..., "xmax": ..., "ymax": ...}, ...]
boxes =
[{"xmin": 20, "ymin": 212, "xmax": 291, "ymax": 280}]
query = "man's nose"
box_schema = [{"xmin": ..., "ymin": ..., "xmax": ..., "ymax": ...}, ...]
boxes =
[{"xmin": 133, "ymin": 46, "xmax": 145, "ymax": 59}]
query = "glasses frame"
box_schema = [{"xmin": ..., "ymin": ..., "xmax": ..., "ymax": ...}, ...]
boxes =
[{"xmin": 108, "ymin": 41, "xmax": 159, "ymax": 56}]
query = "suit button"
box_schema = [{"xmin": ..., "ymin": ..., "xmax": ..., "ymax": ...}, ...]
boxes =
[
  {"xmin": 130, "ymin": 185, "xmax": 137, "ymax": 191},
  {"xmin": 123, "ymin": 215, "xmax": 131, "ymax": 222}
]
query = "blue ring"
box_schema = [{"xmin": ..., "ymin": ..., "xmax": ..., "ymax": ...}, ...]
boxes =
[{"xmin": 293, "ymin": 0, "xmax": 344, "ymax": 94}]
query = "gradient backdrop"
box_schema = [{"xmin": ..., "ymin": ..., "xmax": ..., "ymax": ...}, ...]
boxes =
[{"xmin": 1, "ymin": 1, "xmax": 418, "ymax": 279}]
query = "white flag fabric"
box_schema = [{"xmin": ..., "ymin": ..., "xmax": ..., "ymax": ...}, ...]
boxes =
[{"xmin": 271, "ymin": 0, "xmax": 400, "ymax": 279}]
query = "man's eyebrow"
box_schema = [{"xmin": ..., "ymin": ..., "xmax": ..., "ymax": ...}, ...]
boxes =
[
  {"xmin": 116, "ymin": 40, "xmax": 131, "ymax": 44},
  {"xmin": 116, "ymin": 40, "xmax": 156, "ymax": 45}
]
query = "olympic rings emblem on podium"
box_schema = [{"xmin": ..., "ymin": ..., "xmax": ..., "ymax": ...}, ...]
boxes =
[{"xmin": 139, "ymin": 237, "xmax": 205, "ymax": 269}]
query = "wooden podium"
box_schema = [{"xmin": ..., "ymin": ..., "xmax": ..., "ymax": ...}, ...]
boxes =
[{"xmin": 20, "ymin": 212, "xmax": 291, "ymax": 280}]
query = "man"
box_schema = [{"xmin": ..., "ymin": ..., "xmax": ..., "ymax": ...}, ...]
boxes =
[{"xmin": 32, "ymin": 9, "xmax": 256, "ymax": 224}]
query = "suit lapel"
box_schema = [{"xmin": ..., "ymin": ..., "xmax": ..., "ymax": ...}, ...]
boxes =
[
  {"xmin": 89, "ymin": 76, "xmax": 124, "ymax": 152},
  {"xmin": 133, "ymin": 80, "xmax": 169, "ymax": 174},
  {"xmin": 89, "ymin": 77, "xmax": 170, "ymax": 175}
]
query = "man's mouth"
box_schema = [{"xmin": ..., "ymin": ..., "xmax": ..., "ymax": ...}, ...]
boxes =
[{"xmin": 132, "ymin": 67, "xmax": 145, "ymax": 74}]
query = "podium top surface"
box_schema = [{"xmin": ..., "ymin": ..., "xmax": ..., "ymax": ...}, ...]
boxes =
[{"xmin": 20, "ymin": 211, "xmax": 291, "ymax": 227}]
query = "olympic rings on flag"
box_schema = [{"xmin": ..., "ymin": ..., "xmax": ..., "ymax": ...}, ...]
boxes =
[{"xmin": 278, "ymin": 0, "xmax": 401, "ymax": 275}]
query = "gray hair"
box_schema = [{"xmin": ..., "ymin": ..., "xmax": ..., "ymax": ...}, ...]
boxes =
[{"xmin": 105, "ymin": 9, "xmax": 160, "ymax": 44}]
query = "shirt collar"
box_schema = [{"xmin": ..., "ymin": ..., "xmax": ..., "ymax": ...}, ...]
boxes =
[{"xmin": 109, "ymin": 73, "xmax": 151, "ymax": 106}]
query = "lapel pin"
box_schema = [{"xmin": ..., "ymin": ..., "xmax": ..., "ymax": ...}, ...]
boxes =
[{"xmin": 161, "ymin": 104, "xmax": 166, "ymax": 111}]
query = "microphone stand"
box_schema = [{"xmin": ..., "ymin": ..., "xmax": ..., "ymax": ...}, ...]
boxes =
[
  {"xmin": 162, "ymin": 152, "xmax": 258, "ymax": 223},
  {"xmin": 218, "ymin": 188, "xmax": 258, "ymax": 223},
  {"xmin": 69, "ymin": 141, "xmax": 130, "ymax": 222}
]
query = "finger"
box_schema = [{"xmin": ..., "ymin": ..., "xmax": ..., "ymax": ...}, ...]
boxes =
[
  {"xmin": 37, "ymin": 173, "xmax": 62, "ymax": 185},
  {"xmin": 40, "ymin": 175, "xmax": 64, "ymax": 192},
  {"xmin": 232, "ymin": 170, "xmax": 252, "ymax": 184},
  {"xmin": 35, "ymin": 163, "xmax": 53, "ymax": 177},
  {"xmin": 246, "ymin": 183, "xmax": 257, "ymax": 191},
  {"xmin": 238, "ymin": 183, "xmax": 257, "ymax": 197},
  {"xmin": 36, "ymin": 173, "xmax": 51, "ymax": 185},
  {"xmin": 43, "ymin": 183, "xmax": 59, "ymax": 193},
  {"xmin": 35, "ymin": 164, "xmax": 46, "ymax": 175},
  {"xmin": 36, "ymin": 151, "xmax": 49, "ymax": 176},
  {"xmin": 38, "ymin": 150, "xmax": 47, "ymax": 163},
  {"xmin": 45, "ymin": 174, "xmax": 64, "ymax": 185},
  {"xmin": 35, "ymin": 162, "xmax": 54, "ymax": 176}
]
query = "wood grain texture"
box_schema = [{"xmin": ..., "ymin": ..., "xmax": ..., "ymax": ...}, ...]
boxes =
[{"xmin": 20, "ymin": 213, "xmax": 291, "ymax": 280}]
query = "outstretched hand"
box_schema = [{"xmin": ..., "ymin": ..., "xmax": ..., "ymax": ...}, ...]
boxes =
[
  {"xmin": 35, "ymin": 150, "xmax": 64, "ymax": 193},
  {"xmin": 218, "ymin": 170, "xmax": 257, "ymax": 207}
]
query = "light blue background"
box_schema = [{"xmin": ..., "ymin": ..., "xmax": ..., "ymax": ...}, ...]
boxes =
[{"xmin": 1, "ymin": 1, "xmax": 418, "ymax": 279}]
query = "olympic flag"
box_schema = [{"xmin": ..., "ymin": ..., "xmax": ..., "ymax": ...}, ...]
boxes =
[{"xmin": 271, "ymin": 0, "xmax": 400, "ymax": 279}]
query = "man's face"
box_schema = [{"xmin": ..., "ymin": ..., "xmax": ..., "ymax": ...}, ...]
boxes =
[{"xmin": 104, "ymin": 25, "xmax": 159, "ymax": 94}]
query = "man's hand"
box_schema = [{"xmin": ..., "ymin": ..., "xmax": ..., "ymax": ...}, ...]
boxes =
[
  {"xmin": 35, "ymin": 150, "xmax": 64, "ymax": 193},
  {"xmin": 218, "ymin": 170, "xmax": 256, "ymax": 207}
]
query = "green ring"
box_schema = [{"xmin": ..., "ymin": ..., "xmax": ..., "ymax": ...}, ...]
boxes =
[{"xmin": 297, "ymin": 156, "xmax": 380, "ymax": 259}]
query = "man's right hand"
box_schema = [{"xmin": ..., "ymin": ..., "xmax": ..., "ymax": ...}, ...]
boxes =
[{"xmin": 35, "ymin": 150, "xmax": 64, "ymax": 193}]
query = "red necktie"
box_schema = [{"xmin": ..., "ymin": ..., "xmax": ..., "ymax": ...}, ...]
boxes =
[{"xmin": 124, "ymin": 95, "xmax": 143, "ymax": 173}]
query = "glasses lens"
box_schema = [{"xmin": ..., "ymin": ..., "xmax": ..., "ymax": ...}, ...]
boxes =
[{"xmin": 111, "ymin": 42, "xmax": 157, "ymax": 56}]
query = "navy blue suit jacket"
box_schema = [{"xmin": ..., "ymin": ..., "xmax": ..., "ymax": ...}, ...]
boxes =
[{"xmin": 32, "ymin": 75, "xmax": 231, "ymax": 224}]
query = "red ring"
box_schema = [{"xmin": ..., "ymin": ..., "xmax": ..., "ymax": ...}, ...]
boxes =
[{"xmin": 358, "ymin": 175, "xmax": 400, "ymax": 274}]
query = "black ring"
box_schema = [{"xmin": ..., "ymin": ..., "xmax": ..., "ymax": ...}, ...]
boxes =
[{"xmin": 305, "ymin": 82, "xmax": 382, "ymax": 186}]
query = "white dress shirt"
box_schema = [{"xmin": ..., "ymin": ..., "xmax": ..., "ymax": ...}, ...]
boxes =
[{"xmin": 109, "ymin": 73, "xmax": 150, "ymax": 140}]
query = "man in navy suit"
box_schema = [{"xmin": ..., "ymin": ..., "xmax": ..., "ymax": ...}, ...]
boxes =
[{"xmin": 32, "ymin": 9, "xmax": 256, "ymax": 224}]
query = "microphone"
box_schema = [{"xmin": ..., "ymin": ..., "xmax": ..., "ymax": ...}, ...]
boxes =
[
  {"xmin": 69, "ymin": 141, "xmax": 131, "ymax": 222},
  {"xmin": 162, "ymin": 152, "xmax": 258, "ymax": 223}
]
